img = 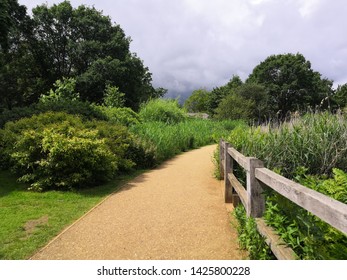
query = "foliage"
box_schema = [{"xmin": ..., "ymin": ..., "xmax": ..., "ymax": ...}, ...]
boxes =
[
  {"xmin": 39, "ymin": 77, "xmax": 80, "ymax": 103},
  {"xmin": 0, "ymin": 100, "xmax": 106, "ymax": 128},
  {"xmin": 183, "ymin": 88, "xmax": 210, "ymax": 113},
  {"xmin": 0, "ymin": 0, "xmax": 156, "ymax": 110},
  {"xmin": 263, "ymin": 168, "xmax": 347, "ymax": 259},
  {"xmin": 227, "ymin": 112, "xmax": 347, "ymax": 178},
  {"xmin": 236, "ymin": 83, "xmax": 269, "ymax": 123},
  {"xmin": 247, "ymin": 53, "xmax": 333, "ymax": 120},
  {"xmin": 233, "ymin": 205, "xmax": 275, "ymax": 260},
  {"xmin": 131, "ymin": 119, "xmax": 244, "ymax": 164},
  {"xmin": 102, "ymin": 85, "xmax": 125, "ymax": 108},
  {"xmin": 207, "ymin": 75, "xmax": 243, "ymax": 116},
  {"xmin": 214, "ymin": 92, "xmax": 254, "ymax": 121},
  {"xmin": 332, "ymin": 83, "xmax": 347, "ymax": 109},
  {"xmin": 139, "ymin": 98, "xmax": 187, "ymax": 124},
  {"xmin": 226, "ymin": 112, "xmax": 347, "ymax": 259},
  {"xmin": 98, "ymin": 106, "xmax": 140, "ymax": 127},
  {"xmin": 0, "ymin": 112, "xmax": 133, "ymax": 191}
]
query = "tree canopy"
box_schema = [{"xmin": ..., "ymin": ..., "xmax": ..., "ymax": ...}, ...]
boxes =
[
  {"xmin": 0, "ymin": 0, "xmax": 158, "ymax": 111},
  {"xmin": 183, "ymin": 88, "xmax": 210, "ymax": 113},
  {"xmin": 247, "ymin": 53, "xmax": 333, "ymax": 119}
]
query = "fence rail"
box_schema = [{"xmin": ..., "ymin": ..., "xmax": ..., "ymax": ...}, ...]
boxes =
[{"xmin": 219, "ymin": 139, "xmax": 347, "ymax": 260}]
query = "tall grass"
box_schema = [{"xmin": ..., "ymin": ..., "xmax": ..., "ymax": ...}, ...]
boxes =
[
  {"xmin": 131, "ymin": 119, "xmax": 245, "ymax": 163},
  {"xmin": 228, "ymin": 112, "xmax": 347, "ymax": 178}
]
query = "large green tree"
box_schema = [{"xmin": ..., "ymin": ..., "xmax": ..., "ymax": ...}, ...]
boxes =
[
  {"xmin": 247, "ymin": 53, "xmax": 333, "ymax": 119},
  {"xmin": 183, "ymin": 88, "xmax": 210, "ymax": 113},
  {"xmin": 0, "ymin": 0, "xmax": 38, "ymax": 109},
  {"xmin": 29, "ymin": 1, "xmax": 156, "ymax": 109},
  {"xmin": 207, "ymin": 75, "xmax": 243, "ymax": 115},
  {"xmin": 0, "ymin": 1, "xmax": 157, "ymax": 110}
]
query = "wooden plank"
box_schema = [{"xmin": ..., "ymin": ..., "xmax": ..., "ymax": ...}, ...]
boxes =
[
  {"xmin": 256, "ymin": 167, "xmax": 347, "ymax": 235},
  {"xmin": 228, "ymin": 147, "xmax": 248, "ymax": 171},
  {"xmin": 247, "ymin": 158, "xmax": 265, "ymax": 218},
  {"xmin": 224, "ymin": 142, "xmax": 232, "ymax": 203},
  {"xmin": 228, "ymin": 173, "xmax": 247, "ymax": 207},
  {"xmin": 219, "ymin": 139, "xmax": 225, "ymax": 178},
  {"xmin": 255, "ymin": 218, "xmax": 297, "ymax": 260}
]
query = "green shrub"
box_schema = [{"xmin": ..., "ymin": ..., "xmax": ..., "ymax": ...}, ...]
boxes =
[
  {"xmin": 1, "ymin": 112, "xmax": 133, "ymax": 191},
  {"xmin": 264, "ymin": 168, "xmax": 347, "ymax": 260},
  {"xmin": 139, "ymin": 98, "xmax": 187, "ymax": 124},
  {"xmin": 126, "ymin": 137, "xmax": 157, "ymax": 169},
  {"xmin": 0, "ymin": 101, "xmax": 106, "ymax": 128},
  {"xmin": 234, "ymin": 205, "xmax": 275, "ymax": 260},
  {"xmin": 98, "ymin": 106, "xmax": 140, "ymax": 126},
  {"xmin": 12, "ymin": 126, "xmax": 118, "ymax": 191}
]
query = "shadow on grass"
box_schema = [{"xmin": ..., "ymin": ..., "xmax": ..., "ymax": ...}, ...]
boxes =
[{"xmin": 0, "ymin": 170, "xmax": 28, "ymax": 198}]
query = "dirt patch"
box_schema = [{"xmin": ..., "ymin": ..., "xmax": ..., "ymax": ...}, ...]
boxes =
[{"xmin": 23, "ymin": 215, "xmax": 49, "ymax": 235}]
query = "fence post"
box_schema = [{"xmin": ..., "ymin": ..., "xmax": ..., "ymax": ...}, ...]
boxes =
[
  {"xmin": 219, "ymin": 139, "xmax": 225, "ymax": 179},
  {"xmin": 246, "ymin": 157, "xmax": 265, "ymax": 217},
  {"xmin": 224, "ymin": 142, "xmax": 233, "ymax": 203}
]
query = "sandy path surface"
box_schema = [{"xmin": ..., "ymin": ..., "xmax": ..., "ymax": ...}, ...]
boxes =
[{"xmin": 31, "ymin": 145, "xmax": 243, "ymax": 260}]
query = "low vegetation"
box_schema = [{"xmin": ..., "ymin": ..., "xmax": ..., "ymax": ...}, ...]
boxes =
[{"xmin": 224, "ymin": 112, "xmax": 347, "ymax": 260}]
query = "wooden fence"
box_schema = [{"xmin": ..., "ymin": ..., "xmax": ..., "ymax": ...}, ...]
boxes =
[{"xmin": 219, "ymin": 139, "xmax": 347, "ymax": 260}]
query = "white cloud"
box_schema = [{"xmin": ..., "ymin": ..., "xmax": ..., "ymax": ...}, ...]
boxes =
[{"xmin": 298, "ymin": 0, "xmax": 322, "ymax": 18}]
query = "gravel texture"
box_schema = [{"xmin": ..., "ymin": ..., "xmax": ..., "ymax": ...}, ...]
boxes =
[{"xmin": 31, "ymin": 145, "xmax": 244, "ymax": 260}]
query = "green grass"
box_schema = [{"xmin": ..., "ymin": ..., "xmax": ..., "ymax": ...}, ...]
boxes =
[{"xmin": 0, "ymin": 170, "xmax": 143, "ymax": 260}]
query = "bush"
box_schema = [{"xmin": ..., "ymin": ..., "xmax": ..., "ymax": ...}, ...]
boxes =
[
  {"xmin": 98, "ymin": 106, "xmax": 140, "ymax": 127},
  {"xmin": 0, "ymin": 101, "xmax": 106, "ymax": 128},
  {"xmin": 1, "ymin": 112, "xmax": 133, "ymax": 191},
  {"xmin": 139, "ymin": 98, "xmax": 187, "ymax": 124}
]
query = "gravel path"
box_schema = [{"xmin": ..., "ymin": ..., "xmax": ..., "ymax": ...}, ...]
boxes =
[{"xmin": 31, "ymin": 145, "xmax": 243, "ymax": 260}]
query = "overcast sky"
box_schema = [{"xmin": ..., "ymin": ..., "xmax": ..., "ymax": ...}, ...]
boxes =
[{"xmin": 19, "ymin": 0, "xmax": 347, "ymax": 99}]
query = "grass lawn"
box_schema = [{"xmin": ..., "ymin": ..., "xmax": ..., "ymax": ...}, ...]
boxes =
[{"xmin": 0, "ymin": 170, "xmax": 143, "ymax": 260}]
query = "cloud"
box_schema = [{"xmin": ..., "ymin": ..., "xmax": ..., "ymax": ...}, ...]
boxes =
[{"xmin": 18, "ymin": 0, "xmax": 347, "ymax": 97}]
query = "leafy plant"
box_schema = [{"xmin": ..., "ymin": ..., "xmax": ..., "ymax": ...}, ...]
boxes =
[
  {"xmin": 103, "ymin": 85, "xmax": 125, "ymax": 108},
  {"xmin": 139, "ymin": 98, "xmax": 187, "ymax": 124},
  {"xmin": 234, "ymin": 205, "xmax": 275, "ymax": 260},
  {"xmin": 98, "ymin": 106, "xmax": 140, "ymax": 127},
  {"xmin": 1, "ymin": 112, "xmax": 133, "ymax": 191}
]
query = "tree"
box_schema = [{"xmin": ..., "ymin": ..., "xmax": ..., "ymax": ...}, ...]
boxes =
[
  {"xmin": 207, "ymin": 75, "xmax": 243, "ymax": 115},
  {"xmin": 236, "ymin": 83, "xmax": 269, "ymax": 122},
  {"xmin": 247, "ymin": 53, "xmax": 333, "ymax": 119},
  {"xmin": 0, "ymin": 1, "xmax": 156, "ymax": 110},
  {"xmin": 184, "ymin": 88, "xmax": 210, "ymax": 113},
  {"xmin": 28, "ymin": 1, "xmax": 156, "ymax": 109},
  {"xmin": 331, "ymin": 83, "xmax": 347, "ymax": 108},
  {"xmin": 0, "ymin": 0, "xmax": 39, "ymax": 110},
  {"xmin": 214, "ymin": 92, "xmax": 254, "ymax": 121}
]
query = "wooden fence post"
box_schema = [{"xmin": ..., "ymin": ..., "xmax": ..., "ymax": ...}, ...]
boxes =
[
  {"xmin": 246, "ymin": 157, "xmax": 265, "ymax": 217},
  {"xmin": 219, "ymin": 139, "xmax": 225, "ymax": 179},
  {"xmin": 224, "ymin": 142, "xmax": 233, "ymax": 203}
]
